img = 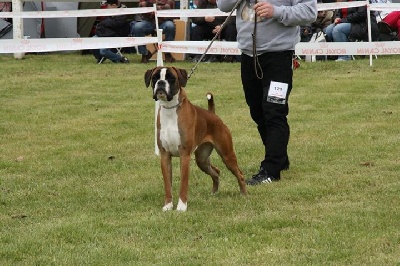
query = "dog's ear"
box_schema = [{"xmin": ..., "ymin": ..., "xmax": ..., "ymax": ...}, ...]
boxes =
[
  {"xmin": 172, "ymin": 67, "xmax": 188, "ymax": 88},
  {"xmin": 144, "ymin": 68, "xmax": 155, "ymax": 88}
]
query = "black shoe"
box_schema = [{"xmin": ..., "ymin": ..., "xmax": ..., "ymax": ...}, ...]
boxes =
[
  {"xmin": 221, "ymin": 55, "xmax": 234, "ymax": 63},
  {"xmin": 165, "ymin": 53, "xmax": 176, "ymax": 63},
  {"xmin": 246, "ymin": 168, "xmax": 280, "ymax": 186},
  {"xmin": 141, "ymin": 50, "xmax": 153, "ymax": 63},
  {"xmin": 204, "ymin": 55, "xmax": 218, "ymax": 63},
  {"xmin": 191, "ymin": 55, "xmax": 202, "ymax": 63},
  {"xmin": 120, "ymin": 57, "xmax": 130, "ymax": 63},
  {"xmin": 191, "ymin": 55, "xmax": 216, "ymax": 63}
]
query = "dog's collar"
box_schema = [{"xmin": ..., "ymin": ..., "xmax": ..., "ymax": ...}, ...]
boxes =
[{"xmin": 161, "ymin": 101, "xmax": 182, "ymax": 109}]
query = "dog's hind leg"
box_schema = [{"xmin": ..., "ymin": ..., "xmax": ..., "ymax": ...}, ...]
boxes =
[
  {"xmin": 195, "ymin": 143, "xmax": 221, "ymax": 194},
  {"xmin": 220, "ymin": 154, "xmax": 247, "ymax": 195},
  {"xmin": 214, "ymin": 140, "xmax": 247, "ymax": 196}
]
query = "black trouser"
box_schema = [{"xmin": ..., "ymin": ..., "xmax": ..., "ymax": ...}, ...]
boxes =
[{"xmin": 241, "ymin": 51, "xmax": 293, "ymax": 178}]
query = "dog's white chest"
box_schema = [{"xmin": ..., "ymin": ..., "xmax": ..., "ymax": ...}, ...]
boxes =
[{"xmin": 159, "ymin": 109, "xmax": 181, "ymax": 156}]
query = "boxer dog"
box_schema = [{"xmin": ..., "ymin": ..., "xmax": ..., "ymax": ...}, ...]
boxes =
[{"xmin": 145, "ymin": 67, "xmax": 247, "ymax": 211}]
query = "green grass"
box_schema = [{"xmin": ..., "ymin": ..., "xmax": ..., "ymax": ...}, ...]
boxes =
[{"xmin": 1, "ymin": 52, "xmax": 399, "ymax": 265}]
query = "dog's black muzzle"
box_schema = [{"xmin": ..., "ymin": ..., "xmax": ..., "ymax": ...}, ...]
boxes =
[{"xmin": 153, "ymin": 80, "xmax": 174, "ymax": 101}]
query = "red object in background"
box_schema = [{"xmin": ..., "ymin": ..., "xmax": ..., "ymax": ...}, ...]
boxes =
[
  {"xmin": 293, "ymin": 58, "xmax": 300, "ymax": 70},
  {"xmin": 40, "ymin": 1, "xmax": 45, "ymax": 38},
  {"xmin": 90, "ymin": 2, "xmax": 108, "ymax": 36},
  {"xmin": 97, "ymin": 2, "xmax": 108, "ymax": 21},
  {"xmin": 382, "ymin": 11, "xmax": 400, "ymax": 40}
]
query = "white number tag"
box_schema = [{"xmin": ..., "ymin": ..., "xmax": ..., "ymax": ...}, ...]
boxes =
[{"xmin": 267, "ymin": 81, "xmax": 288, "ymax": 104}]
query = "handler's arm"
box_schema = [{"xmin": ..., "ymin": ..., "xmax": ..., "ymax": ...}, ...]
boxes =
[
  {"xmin": 273, "ymin": 0, "xmax": 318, "ymax": 26},
  {"xmin": 217, "ymin": 0, "xmax": 239, "ymax": 13}
]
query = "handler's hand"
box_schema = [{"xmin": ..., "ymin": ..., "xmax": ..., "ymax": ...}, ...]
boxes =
[
  {"xmin": 254, "ymin": 2, "xmax": 274, "ymax": 19},
  {"xmin": 205, "ymin": 16, "xmax": 215, "ymax": 22},
  {"xmin": 212, "ymin": 25, "xmax": 222, "ymax": 34}
]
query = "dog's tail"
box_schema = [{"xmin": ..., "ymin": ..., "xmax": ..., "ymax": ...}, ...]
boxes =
[{"xmin": 206, "ymin": 93, "xmax": 215, "ymax": 113}]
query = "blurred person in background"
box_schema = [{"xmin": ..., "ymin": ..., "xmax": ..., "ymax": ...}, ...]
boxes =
[
  {"xmin": 131, "ymin": 0, "xmax": 176, "ymax": 63},
  {"xmin": 325, "ymin": 0, "xmax": 379, "ymax": 61},
  {"xmin": 381, "ymin": 11, "xmax": 400, "ymax": 40},
  {"xmin": 190, "ymin": 0, "xmax": 238, "ymax": 62},
  {"xmin": 92, "ymin": 0, "xmax": 130, "ymax": 63},
  {"xmin": 300, "ymin": 8, "xmax": 333, "ymax": 42}
]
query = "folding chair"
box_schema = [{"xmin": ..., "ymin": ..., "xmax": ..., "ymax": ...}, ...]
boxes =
[{"xmin": 98, "ymin": 47, "xmax": 123, "ymax": 64}]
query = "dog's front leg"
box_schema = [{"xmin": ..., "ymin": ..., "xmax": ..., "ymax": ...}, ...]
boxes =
[
  {"xmin": 177, "ymin": 153, "xmax": 191, "ymax": 211},
  {"xmin": 161, "ymin": 152, "xmax": 173, "ymax": 211}
]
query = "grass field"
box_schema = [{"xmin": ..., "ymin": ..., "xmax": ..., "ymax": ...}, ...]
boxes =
[{"xmin": 1, "ymin": 52, "xmax": 399, "ymax": 265}]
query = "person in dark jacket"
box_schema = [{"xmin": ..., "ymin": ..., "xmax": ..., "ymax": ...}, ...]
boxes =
[
  {"xmin": 300, "ymin": 9, "xmax": 333, "ymax": 42},
  {"xmin": 92, "ymin": 0, "xmax": 130, "ymax": 63},
  {"xmin": 131, "ymin": 0, "xmax": 176, "ymax": 63},
  {"xmin": 325, "ymin": 0, "xmax": 379, "ymax": 61},
  {"xmin": 190, "ymin": 0, "xmax": 238, "ymax": 62}
]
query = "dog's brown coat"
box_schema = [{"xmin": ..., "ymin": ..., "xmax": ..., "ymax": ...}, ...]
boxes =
[{"xmin": 145, "ymin": 67, "xmax": 246, "ymax": 211}]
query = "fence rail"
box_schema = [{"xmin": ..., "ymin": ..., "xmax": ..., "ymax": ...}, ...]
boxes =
[{"xmin": 1, "ymin": 1, "xmax": 400, "ymax": 61}]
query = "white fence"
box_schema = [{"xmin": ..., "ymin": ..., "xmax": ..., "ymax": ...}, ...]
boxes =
[{"xmin": 1, "ymin": 1, "xmax": 400, "ymax": 61}]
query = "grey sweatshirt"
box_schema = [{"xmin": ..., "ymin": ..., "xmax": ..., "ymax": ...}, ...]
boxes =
[{"xmin": 217, "ymin": 0, "xmax": 318, "ymax": 55}]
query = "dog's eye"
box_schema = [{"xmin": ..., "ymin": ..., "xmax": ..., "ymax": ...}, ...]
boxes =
[{"xmin": 166, "ymin": 74, "xmax": 176, "ymax": 82}]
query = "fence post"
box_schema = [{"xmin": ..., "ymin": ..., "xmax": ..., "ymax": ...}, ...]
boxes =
[
  {"xmin": 11, "ymin": 0, "xmax": 25, "ymax": 59},
  {"xmin": 366, "ymin": 0, "xmax": 373, "ymax": 66}
]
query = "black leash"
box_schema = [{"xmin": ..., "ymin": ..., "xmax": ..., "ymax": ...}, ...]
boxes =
[{"xmin": 252, "ymin": 0, "xmax": 263, "ymax": 80}]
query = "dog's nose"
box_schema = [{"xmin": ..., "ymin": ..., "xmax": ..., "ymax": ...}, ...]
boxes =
[
  {"xmin": 156, "ymin": 80, "xmax": 167, "ymax": 89},
  {"xmin": 156, "ymin": 90, "xmax": 168, "ymax": 101}
]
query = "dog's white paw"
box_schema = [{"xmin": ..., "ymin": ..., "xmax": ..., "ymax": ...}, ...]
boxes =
[
  {"xmin": 162, "ymin": 202, "xmax": 173, "ymax": 211},
  {"xmin": 176, "ymin": 198, "xmax": 187, "ymax": 212}
]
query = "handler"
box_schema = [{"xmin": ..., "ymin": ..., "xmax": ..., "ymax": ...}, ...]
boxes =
[{"xmin": 217, "ymin": 0, "xmax": 317, "ymax": 185}]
